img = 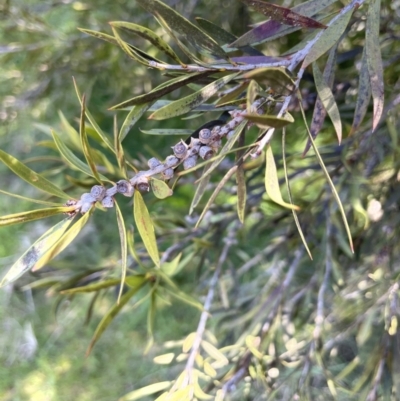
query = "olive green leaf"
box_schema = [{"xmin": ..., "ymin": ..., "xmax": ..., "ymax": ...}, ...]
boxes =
[
  {"xmin": 189, "ymin": 165, "xmax": 211, "ymax": 215},
  {"xmin": 86, "ymin": 280, "xmax": 147, "ymax": 356},
  {"xmin": 150, "ymin": 178, "xmax": 173, "ymax": 199},
  {"xmin": 0, "ymin": 217, "xmax": 73, "ymax": 287},
  {"xmin": 58, "ymin": 110, "xmax": 81, "ymax": 151},
  {"xmin": 0, "ymin": 149, "xmax": 70, "ymax": 200},
  {"xmin": 312, "ymin": 61, "xmax": 341, "ymax": 143},
  {"xmin": 79, "ymin": 94, "xmax": 102, "ymax": 184},
  {"xmin": 115, "ymin": 200, "xmax": 128, "ymax": 304},
  {"xmin": 136, "ymin": 0, "xmax": 227, "ymax": 59},
  {"xmin": 161, "ymin": 253, "xmax": 182, "ymax": 277},
  {"xmin": 114, "ymin": 117, "xmax": 128, "ymax": 177},
  {"xmin": 110, "ymin": 21, "xmax": 185, "ymax": 65},
  {"xmin": 0, "ymin": 189, "xmax": 63, "ymax": 207},
  {"xmin": 140, "ymin": 128, "xmax": 192, "ymax": 136},
  {"xmin": 134, "ymin": 191, "xmax": 160, "ymax": 267},
  {"xmin": 119, "ymin": 103, "xmax": 153, "ymax": 142},
  {"xmin": 265, "ymin": 144, "xmax": 299, "ymax": 210},
  {"xmin": 0, "ymin": 206, "xmax": 76, "ymax": 227},
  {"xmin": 243, "ymin": 112, "xmax": 294, "ymax": 128},
  {"xmin": 149, "ymin": 73, "xmax": 240, "ymax": 120},
  {"xmin": 350, "ymin": 44, "xmax": 371, "ymax": 135},
  {"xmin": 365, "ymin": 0, "xmax": 384, "ymax": 131},
  {"xmin": 60, "ymin": 279, "xmax": 122, "ymax": 294},
  {"xmin": 118, "ymin": 381, "xmax": 171, "ymax": 401},
  {"xmin": 72, "ymin": 78, "xmax": 115, "ymax": 153},
  {"xmin": 302, "ymin": 6, "xmax": 353, "ymax": 68},
  {"xmin": 32, "ymin": 210, "xmax": 92, "ymax": 271},
  {"xmin": 236, "ymin": 162, "xmax": 246, "ymax": 224}
]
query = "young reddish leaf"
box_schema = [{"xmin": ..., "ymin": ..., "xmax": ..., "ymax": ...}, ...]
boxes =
[
  {"xmin": 134, "ymin": 191, "xmax": 160, "ymax": 267},
  {"xmin": 79, "ymin": 94, "xmax": 102, "ymax": 184},
  {"xmin": 239, "ymin": 0, "xmax": 326, "ymax": 30},
  {"xmin": 303, "ymin": 46, "xmax": 337, "ymax": 156},
  {"xmin": 243, "ymin": 112, "xmax": 294, "ymax": 128},
  {"xmin": 350, "ymin": 45, "xmax": 372, "ymax": 135},
  {"xmin": 136, "ymin": 0, "xmax": 227, "ymax": 59},
  {"xmin": 365, "ymin": 0, "xmax": 384, "ymax": 131},
  {"xmin": 312, "ymin": 61, "xmax": 342, "ymax": 143},
  {"xmin": 302, "ymin": 6, "xmax": 353, "ymax": 68},
  {"xmin": 149, "ymin": 73, "xmax": 240, "ymax": 120},
  {"xmin": 0, "ymin": 217, "xmax": 73, "ymax": 287},
  {"xmin": 32, "ymin": 210, "xmax": 92, "ymax": 271},
  {"xmin": 150, "ymin": 178, "xmax": 173, "ymax": 199},
  {"xmin": 86, "ymin": 281, "xmax": 146, "ymax": 356},
  {"xmin": 110, "ymin": 21, "xmax": 185, "ymax": 65},
  {"xmin": 114, "ymin": 200, "xmax": 128, "ymax": 304},
  {"xmin": 0, "ymin": 206, "xmax": 76, "ymax": 227},
  {"xmin": 0, "ymin": 149, "xmax": 70, "ymax": 200}
]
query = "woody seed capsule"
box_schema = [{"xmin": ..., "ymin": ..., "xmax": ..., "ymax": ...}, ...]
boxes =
[
  {"xmin": 101, "ymin": 196, "xmax": 114, "ymax": 208},
  {"xmin": 90, "ymin": 185, "xmax": 106, "ymax": 201},
  {"xmin": 172, "ymin": 140, "xmax": 188, "ymax": 159},
  {"xmin": 135, "ymin": 176, "xmax": 150, "ymax": 192},
  {"xmin": 183, "ymin": 156, "xmax": 198, "ymax": 170},
  {"xmin": 162, "ymin": 168, "xmax": 174, "ymax": 179},
  {"xmin": 81, "ymin": 192, "xmax": 97, "ymax": 204},
  {"xmin": 116, "ymin": 180, "xmax": 134, "ymax": 197},
  {"xmin": 199, "ymin": 128, "xmax": 212, "ymax": 144},
  {"xmin": 199, "ymin": 146, "xmax": 214, "ymax": 160},
  {"xmin": 148, "ymin": 157, "xmax": 162, "ymax": 169},
  {"xmin": 165, "ymin": 155, "xmax": 180, "ymax": 168}
]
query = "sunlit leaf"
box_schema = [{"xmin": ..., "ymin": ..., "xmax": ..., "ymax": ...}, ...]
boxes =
[
  {"xmin": 153, "ymin": 353, "xmax": 175, "ymax": 365},
  {"xmin": 243, "ymin": 112, "xmax": 294, "ymax": 128},
  {"xmin": 0, "ymin": 149, "xmax": 70, "ymax": 200},
  {"xmin": 265, "ymin": 144, "xmax": 299, "ymax": 210},
  {"xmin": 119, "ymin": 381, "xmax": 171, "ymax": 401},
  {"xmin": 302, "ymin": 7, "xmax": 353, "ymax": 68},
  {"xmin": 201, "ymin": 341, "xmax": 229, "ymax": 364},
  {"xmin": 239, "ymin": 0, "xmax": 326, "ymax": 29},
  {"xmin": 137, "ymin": 0, "xmax": 227, "ymax": 59},
  {"xmin": 150, "ymin": 178, "xmax": 173, "ymax": 199},
  {"xmin": 149, "ymin": 73, "xmax": 240, "ymax": 120},
  {"xmin": 161, "ymin": 253, "xmax": 182, "ymax": 277},
  {"xmin": 0, "ymin": 217, "xmax": 73, "ymax": 287},
  {"xmin": 0, "ymin": 206, "xmax": 76, "ymax": 227},
  {"xmin": 110, "ymin": 21, "xmax": 185, "ymax": 65},
  {"xmin": 134, "ymin": 191, "xmax": 160, "ymax": 267},
  {"xmin": 350, "ymin": 44, "xmax": 371, "ymax": 135},
  {"xmin": 115, "ymin": 200, "xmax": 128, "ymax": 304},
  {"xmin": 86, "ymin": 281, "xmax": 147, "ymax": 356},
  {"xmin": 312, "ymin": 61, "xmax": 342, "ymax": 143},
  {"xmin": 365, "ymin": 0, "xmax": 384, "ymax": 131}
]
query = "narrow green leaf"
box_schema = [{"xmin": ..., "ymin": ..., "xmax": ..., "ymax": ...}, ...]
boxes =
[
  {"xmin": 163, "ymin": 286, "xmax": 203, "ymax": 311},
  {"xmin": 52, "ymin": 130, "xmax": 110, "ymax": 181},
  {"xmin": 149, "ymin": 73, "xmax": 240, "ymax": 120},
  {"xmin": 79, "ymin": 94, "xmax": 102, "ymax": 184},
  {"xmin": 0, "ymin": 206, "xmax": 76, "ymax": 227},
  {"xmin": 32, "ymin": 210, "xmax": 92, "ymax": 271},
  {"xmin": 61, "ymin": 279, "xmax": 121, "ymax": 294},
  {"xmin": 134, "ymin": 191, "xmax": 160, "ymax": 267},
  {"xmin": 0, "ymin": 217, "xmax": 73, "ymax": 287},
  {"xmin": 243, "ymin": 112, "xmax": 294, "ymax": 128},
  {"xmin": 136, "ymin": 0, "xmax": 227, "ymax": 59},
  {"xmin": 119, "ymin": 103, "xmax": 152, "ymax": 141},
  {"xmin": 189, "ymin": 165, "xmax": 211, "ymax": 215},
  {"xmin": 236, "ymin": 163, "xmax": 246, "ymax": 223},
  {"xmin": 0, "ymin": 189, "xmax": 63, "ymax": 206},
  {"xmin": 115, "ymin": 200, "xmax": 128, "ymax": 304},
  {"xmin": 350, "ymin": 44, "xmax": 371, "ymax": 135},
  {"xmin": 119, "ymin": 381, "xmax": 171, "ymax": 401},
  {"xmin": 58, "ymin": 110, "xmax": 81, "ymax": 151},
  {"xmin": 0, "ymin": 149, "xmax": 70, "ymax": 200},
  {"xmin": 72, "ymin": 78, "xmax": 115, "ymax": 153},
  {"xmin": 302, "ymin": 7, "xmax": 353, "ymax": 68},
  {"xmin": 265, "ymin": 145, "xmax": 299, "ymax": 211},
  {"xmin": 298, "ymin": 93, "xmax": 353, "ymax": 252},
  {"xmin": 114, "ymin": 116, "xmax": 128, "ymax": 177},
  {"xmin": 148, "ymin": 100, "xmax": 234, "ymax": 113},
  {"xmin": 150, "ymin": 178, "xmax": 173, "ymax": 199},
  {"xmin": 140, "ymin": 128, "xmax": 192, "ymax": 136},
  {"xmin": 86, "ymin": 282, "xmax": 146, "ymax": 356},
  {"xmin": 365, "ymin": 0, "xmax": 384, "ymax": 131},
  {"xmin": 110, "ymin": 21, "xmax": 185, "ymax": 65},
  {"xmin": 145, "ymin": 290, "xmax": 157, "ymax": 354},
  {"xmin": 312, "ymin": 61, "xmax": 342, "ymax": 143},
  {"xmin": 161, "ymin": 253, "xmax": 182, "ymax": 277},
  {"xmin": 282, "ymin": 129, "xmax": 312, "ymax": 259}
]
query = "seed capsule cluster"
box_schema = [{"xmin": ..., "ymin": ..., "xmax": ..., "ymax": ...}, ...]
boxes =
[{"xmin": 67, "ymin": 99, "xmax": 265, "ymax": 215}]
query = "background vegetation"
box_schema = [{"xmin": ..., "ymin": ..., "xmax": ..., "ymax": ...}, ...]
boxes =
[{"xmin": 1, "ymin": 0, "xmax": 399, "ymax": 400}]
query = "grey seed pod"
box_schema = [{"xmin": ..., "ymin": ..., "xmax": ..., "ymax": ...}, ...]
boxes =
[
  {"xmin": 227, "ymin": 130, "xmax": 236, "ymax": 140},
  {"xmin": 227, "ymin": 119, "xmax": 238, "ymax": 130},
  {"xmin": 90, "ymin": 185, "xmax": 106, "ymax": 201},
  {"xmin": 165, "ymin": 155, "xmax": 180, "ymax": 168},
  {"xmin": 116, "ymin": 180, "xmax": 134, "ymax": 197},
  {"xmin": 218, "ymin": 126, "xmax": 230, "ymax": 137},
  {"xmin": 81, "ymin": 192, "xmax": 97, "ymax": 204},
  {"xmin": 172, "ymin": 140, "xmax": 188, "ymax": 159},
  {"xmin": 105, "ymin": 186, "xmax": 118, "ymax": 197},
  {"xmin": 210, "ymin": 139, "xmax": 222, "ymax": 150},
  {"xmin": 199, "ymin": 128, "xmax": 212, "ymax": 144},
  {"xmin": 211, "ymin": 126, "xmax": 221, "ymax": 136},
  {"xmin": 183, "ymin": 156, "xmax": 198, "ymax": 170},
  {"xmin": 162, "ymin": 167, "xmax": 174, "ymax": 179},
  {"xmin": 101, "ymin": 196, "xmax": 114, "ymax": 208},
  {"xmin": 148, "ymin": 157, "xmax": 162, "ymax": 169},
  {"xmin": 199, "ymin": 146, "xmax": 214, "ymax": 160},
  {"xmin": 80, "ymin": 201, "xmax": 93, "ymax": 214},
  {"xmin": 234, "ymin": 115, "xmax": 244, "ymax": 123},
  {"xmin": 135, "ymin": 176, "xmax": 150, "ymax": 192}
]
